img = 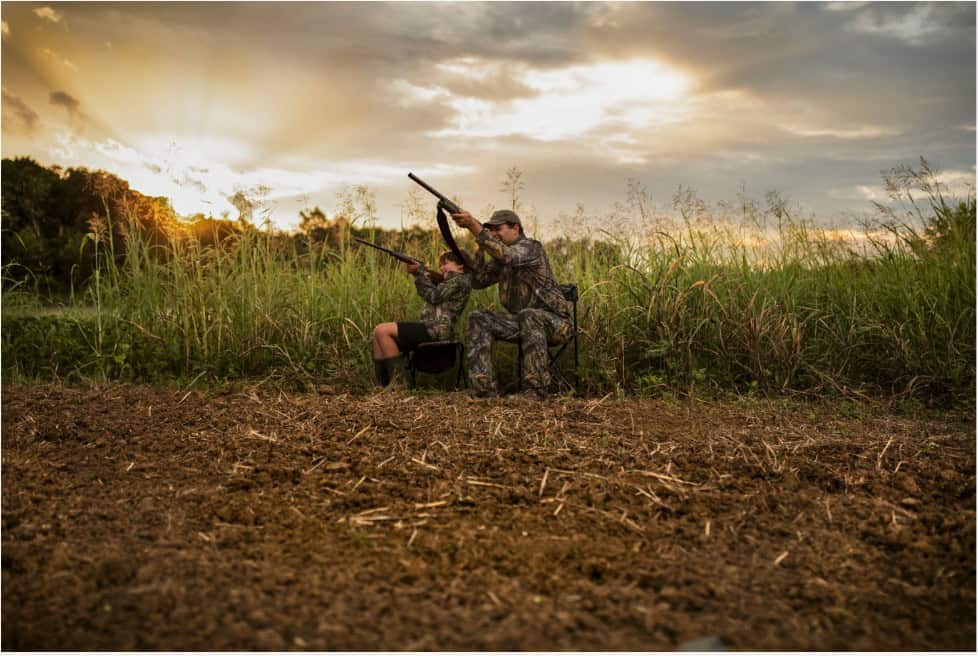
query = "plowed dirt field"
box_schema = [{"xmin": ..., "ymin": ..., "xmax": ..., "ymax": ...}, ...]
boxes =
[{"xmin": 1, "ymin": 384, "xmax": 974, "ymax": 650}]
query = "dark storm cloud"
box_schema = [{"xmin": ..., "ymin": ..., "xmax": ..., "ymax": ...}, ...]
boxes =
[
  {"xmin": 2, "ymin": 90, "xmax": 40, "ymax": 133},
  {"xmin": 49, "ymin": 89, "xmax": 79, "ymax": 114},
  {"xmin": 77, "ymin": 2, "xmax": 587, "ymax": 73}
]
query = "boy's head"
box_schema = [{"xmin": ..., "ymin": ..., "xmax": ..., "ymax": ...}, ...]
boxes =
[{"xmin": 437, "ymin": 250, "xmax": 469, "ymax": 274}]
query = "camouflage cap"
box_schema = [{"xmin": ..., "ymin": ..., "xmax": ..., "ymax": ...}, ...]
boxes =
[{"xmin": 483, "ymin": 209, "xmax": 522, "ymax": 227}]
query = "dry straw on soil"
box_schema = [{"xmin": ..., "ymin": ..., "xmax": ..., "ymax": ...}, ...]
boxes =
[{"xmin": 2, "ymin": 384, "xmax": 973, "ymax": 650}]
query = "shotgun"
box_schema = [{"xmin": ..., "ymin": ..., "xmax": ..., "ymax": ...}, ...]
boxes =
[
  {"xmin": 353, "ymin": 238, "xmax": 444, "ymax": 283},
  {"xmin": 407, "ymin": 172, "xmax": 472, "ymax": 269},
  {"xmin": 408, "ymin": 172, "xmax": 461, "ymax": 215}
]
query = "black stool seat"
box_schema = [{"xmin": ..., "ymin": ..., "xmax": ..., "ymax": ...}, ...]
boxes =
[{"xmin": 406, "ymin": 340, "xmax": 466, "ymax": 388}]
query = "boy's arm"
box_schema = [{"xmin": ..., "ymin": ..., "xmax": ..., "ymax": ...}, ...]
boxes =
[
  {"xmin": 414, "ymin": 271, "xmax": 471, "ymax": 304},
  {"xmin": 413, "ymin": 271, "xmax": 439, "ymax": 304}
]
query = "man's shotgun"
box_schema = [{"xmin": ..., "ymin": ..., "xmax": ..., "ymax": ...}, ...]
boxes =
[
  {"xmin": 408, "ymin": 172, "xmax": 473, "ymax": 269},
  {"xmin": 408, "ymin": 173, "xmax": 461, "ymax": 215}
]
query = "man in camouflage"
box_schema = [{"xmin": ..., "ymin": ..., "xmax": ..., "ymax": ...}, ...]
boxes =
[
  {"xmin": 451, "ymin": 209, "xmax": 572, "ymax": 399},
  {"xmin": 370, "ymin": 251, "xmax": 471, "ymax": 386}
]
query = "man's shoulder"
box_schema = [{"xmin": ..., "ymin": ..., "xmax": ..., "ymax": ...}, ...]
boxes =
[{"xmin": 514, "ymin": 235, "xmax": 544, "ymax": 251}]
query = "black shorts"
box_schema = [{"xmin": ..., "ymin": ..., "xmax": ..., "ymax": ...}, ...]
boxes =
[{"xmin": 396, "ymin": 322, "xmax": 432, "ymax": 352}]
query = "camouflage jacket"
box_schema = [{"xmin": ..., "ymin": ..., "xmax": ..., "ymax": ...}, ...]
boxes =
[
  {"xmin": 472, "ymin": 232, "xmax": 569, "ymax": 318},
  {"xmin": 412, "ymin": 270, "xmax": 472, "ymax": 341}
]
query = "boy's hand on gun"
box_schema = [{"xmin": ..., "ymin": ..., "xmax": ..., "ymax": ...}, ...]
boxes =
[{"xmin": 405, "ymin": 261, "xmax": 423, "ymax": 275}]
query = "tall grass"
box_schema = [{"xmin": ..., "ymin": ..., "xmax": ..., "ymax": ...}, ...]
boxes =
[{"xmin": 3, "ymin": 177, "xmax": 974, "ymax": 402}]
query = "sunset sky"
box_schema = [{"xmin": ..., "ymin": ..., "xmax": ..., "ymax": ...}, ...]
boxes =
[{"xmin": 1, "ymin": 2, "xmax": 975, "ymax": 231}]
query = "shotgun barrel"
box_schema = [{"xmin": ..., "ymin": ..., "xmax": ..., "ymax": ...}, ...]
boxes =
[
  {"xmin": 353, "ymin": 237, "xmax": 445, "ymax": 283},
  {"xmin": 408, "ymin": 173, "xmax": 461, "ymax": 214},
  {"xmin": 353, "ymin": 238, "xmax": 424, "ymax": 266}
]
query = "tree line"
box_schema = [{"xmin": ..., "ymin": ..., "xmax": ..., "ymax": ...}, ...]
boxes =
[{"xmin": 1, "ymin": 157, "xmax": 514, "ymax": 298}]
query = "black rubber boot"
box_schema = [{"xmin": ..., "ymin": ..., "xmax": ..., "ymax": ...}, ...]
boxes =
[
  {"xmin": 374, "ymin": 356, "xmax": 407, "ymax": 388},
  {"xmin": 373, "ymin": 358, "xmax": 391, "ymax": 386},
  {"xmin": 387, "ymin": 355, "xmax": 408, "ymax": 388}
]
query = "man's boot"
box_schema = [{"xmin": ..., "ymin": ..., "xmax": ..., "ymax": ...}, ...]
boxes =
[{"xmin": 514, "ymin": 387, "xmax": 547, "ymax": 401}]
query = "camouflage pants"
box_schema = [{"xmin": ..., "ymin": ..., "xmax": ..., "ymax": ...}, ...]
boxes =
[{"xmin": 466, "ymin": 309, "xmax": 573, "ymax": 394}]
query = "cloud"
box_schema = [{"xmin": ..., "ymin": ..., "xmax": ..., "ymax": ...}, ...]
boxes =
[
  {"xmin": 424, "ymin": 58, "xmax": 693, "ymax": 143},
  {"xmin": 844, "ymin": 4, "xmax": 953, "ymax": 46},
  {"xmin": 830, "ymin": 167, "xmax": 976, "ymax": 203},
  {"xmin": 49, "ymin": 90, "xmax": 80, "ymax": 114},
  {"xmin": 934, "ymin": 168, "xmax": 977, "ymax": 198},
  {"xmin": 36, "ymin": 47, "xmax": 78, "ymax": 71},
  {"xmin": 31, "ymin": 2, "xmax": 972, "ymax": 165},
  {"xmin": 823, "ymin": 2, "xmax": 868, "ymax": 12},
  {"xmin": 828, "ymin": 184, "xmax": 887, "ymax": 202},
  {"xmin": 44, "ymin": 131, "xmax": 477, "ymax": 225},
  {"xmin": 779, "ymin": 124, "xmax": 900, "ymax": 140},
  {"xmin": 579, "ymin": 3, "xmax": 974, "ymax": 124},
  {"xmin": 1, "ymin": 90, "xmax": 40, "ymax": 133},
  {"xmin": 0, "ymin": 2, "xmax": 971, "ymax": 229},
  {"xmin": 33, "ymin": 6, "xmax": 63, "ymax": 23},
  {"xmin": 430, "ymin": 58, "xmax": 537, "ymax": 101}
]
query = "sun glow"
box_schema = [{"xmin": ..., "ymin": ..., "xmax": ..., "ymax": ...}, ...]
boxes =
[
  {"xmin": 45, "ymin": 130, "xmax": 481, "ymax": 230},
  {"xmin": 97, "ymin": 138, "xmax": 240, "ymax": 218},
  {"xmin": 429, "ymin": 58, "xmax": 693, "ymax": 142}
]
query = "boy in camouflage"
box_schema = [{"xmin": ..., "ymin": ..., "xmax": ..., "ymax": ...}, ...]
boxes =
[
  {"xmin": 450, "ymin": 209, "xmax": 572, "ymax": 398},
  {"xmin": 371, "ymin": 251, "xmax": 472, "ymax": 386}
]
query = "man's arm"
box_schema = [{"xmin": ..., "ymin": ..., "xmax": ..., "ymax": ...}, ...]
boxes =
[
  {"xmin": 450, "ymin": 210, "xmax": 483, "ymax": 237},
  {"xmin": 451, "ymin": 210, "xmax": 542, "ymax": 267},
  {"xmin": 476, "ymin": 231, "xmax": 544, "ymax": 268}
]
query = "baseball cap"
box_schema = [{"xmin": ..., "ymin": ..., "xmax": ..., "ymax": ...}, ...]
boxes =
[{"xmin": 482, "ymin": 209, "xmax": 522, "ymax": 227}]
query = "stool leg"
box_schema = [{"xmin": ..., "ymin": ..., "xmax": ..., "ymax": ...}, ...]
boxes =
[
  {"xmin": 456, "ymin": 344, "xmax": 464, "ymax": 388},
  {"xmin": 573, "ymin": 301, "xmax": 579, "ymax": 394},
  {"xmin": 517, "ymin": 341, "xmax": 523, "ymax": 391},
  {"xmin": 573, "ymin": 333, "xmax": 579, "ymax": 393}
]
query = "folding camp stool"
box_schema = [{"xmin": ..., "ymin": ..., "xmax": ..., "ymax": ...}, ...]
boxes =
[{"xmin": 406, "ymin": 340, "xmax": 466, "ymax": 389}]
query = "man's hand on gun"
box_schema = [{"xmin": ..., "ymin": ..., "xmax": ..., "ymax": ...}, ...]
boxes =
[
  {"xmin": 451, "ymin": 210, "xmax": 482, "ymax": 234},
  {"xmin": 404, "ymin": 261, "xmax": 423, "ymax": 275}
]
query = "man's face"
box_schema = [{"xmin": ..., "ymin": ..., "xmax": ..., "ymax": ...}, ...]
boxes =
[{"xmin": 487, "ymin": 222, "xmax": 521, "ymax": 245}]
